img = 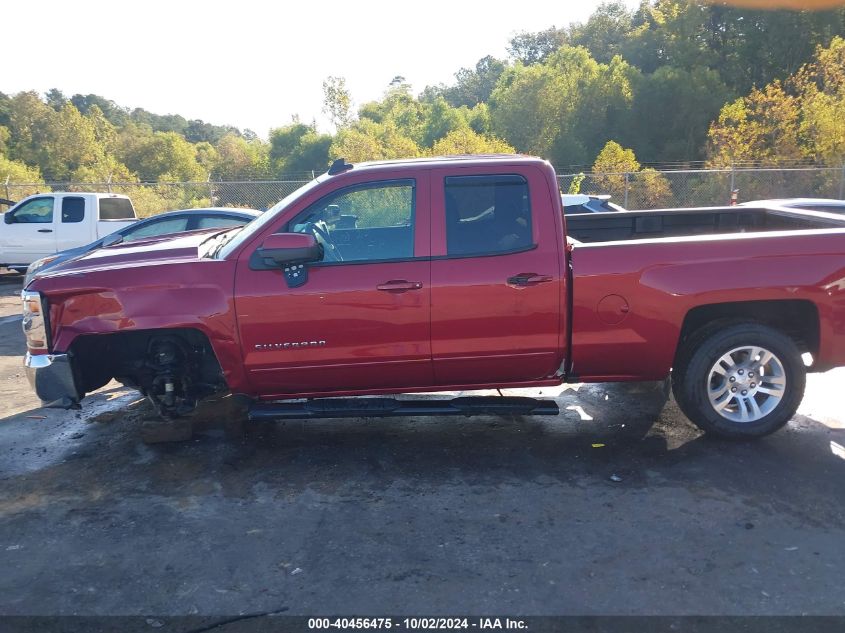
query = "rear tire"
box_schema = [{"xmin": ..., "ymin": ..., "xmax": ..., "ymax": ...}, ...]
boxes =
[{"xmin": 672, "ymin": 323, "xmax": 805, "ymax": 439}]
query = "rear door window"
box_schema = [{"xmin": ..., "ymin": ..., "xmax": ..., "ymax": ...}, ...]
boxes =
[
  {"xmin": 99, "ymin": 198, "xmax": 135, "ymax": 220},
  {"xmin": 444, "ymin": 175, "xmax": 532, "ymax": 256},
  {"xmin": 61, "ymin": 197, "xmax": 85, "ymax": 223}
]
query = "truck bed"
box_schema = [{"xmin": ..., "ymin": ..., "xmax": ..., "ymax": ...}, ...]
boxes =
[
  {"xmin": 566, "ymin": 205, "xmax": 845, "ymax": 382},
  {"xmin": 565, "ymin": 206, "xmax": 845, "ymax": 243}
]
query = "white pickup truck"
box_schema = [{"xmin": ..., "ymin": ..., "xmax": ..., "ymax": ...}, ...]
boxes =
[{"xmin": 0, "ymin": 192, "xmax": 137, "ymax": 272}]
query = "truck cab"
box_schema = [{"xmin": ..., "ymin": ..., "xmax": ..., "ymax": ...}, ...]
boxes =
[{"xmin": 1, "ymin": 192, "xmax": 136, "ymax": 271}]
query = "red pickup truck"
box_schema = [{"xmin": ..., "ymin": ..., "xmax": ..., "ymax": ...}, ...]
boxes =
[{"xmin": 22, "ymin": 155, "xmax": 845, "ymax": 438}]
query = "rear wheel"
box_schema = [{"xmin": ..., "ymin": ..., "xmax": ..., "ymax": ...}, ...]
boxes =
[{"xmin": 672, "ymin": 323, "xmax": 805, "ymax": 439}]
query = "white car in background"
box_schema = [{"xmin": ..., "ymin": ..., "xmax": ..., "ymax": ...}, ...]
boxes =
[{"xmin": 1, "ymin": 192, "xmax": 137, "ymax": 272}]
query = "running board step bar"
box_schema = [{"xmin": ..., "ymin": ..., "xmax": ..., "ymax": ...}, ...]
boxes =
[{"xmin": 249, "ymin": 396, "xmax": 559, "ymax": 421}]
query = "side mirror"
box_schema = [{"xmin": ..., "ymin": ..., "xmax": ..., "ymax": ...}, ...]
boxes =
[
  {"xmin": 256, "ymin": 233, "xmax": 323, "ymax": 288},
  {"xmin": 4, "ymin": 212, "xmax": 14, "ymax": 224}
]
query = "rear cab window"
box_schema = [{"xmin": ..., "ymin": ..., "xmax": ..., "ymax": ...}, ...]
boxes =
[{"xmin": 98, "ymin": 197, "xmax": 135, "ymax": 220}]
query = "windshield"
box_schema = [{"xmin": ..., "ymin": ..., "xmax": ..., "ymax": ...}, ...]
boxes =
[{"xmin": 216, "ymin": 176, "xmax": 328, "ymax": 260}]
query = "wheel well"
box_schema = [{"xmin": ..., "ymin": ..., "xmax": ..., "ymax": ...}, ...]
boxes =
[
  {"xmin": 69, "ymin": 327, "xmax": 227, "ymax": 394},
  {"xmin": 677, "ymin": 300, "xmax": 819, "ymax": 362}
]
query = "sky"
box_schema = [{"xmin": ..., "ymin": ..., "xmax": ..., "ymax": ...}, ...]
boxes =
[{"xmin": 4, "ymin": 0, "xmax": 636, "ymax": 137}]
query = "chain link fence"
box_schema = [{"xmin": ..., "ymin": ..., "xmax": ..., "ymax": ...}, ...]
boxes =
[
  {"xmin": 558, "ymin": 166, "xmax": 845, "ymax": 209},
  {"xmin": 3, "ymin": 166, "xmax": 845, "ymax": 217}
]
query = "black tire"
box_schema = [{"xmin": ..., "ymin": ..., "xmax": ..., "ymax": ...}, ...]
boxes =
[{"xmin": 672, "ymin": 322, "xmax": 805, "ymax": 439}]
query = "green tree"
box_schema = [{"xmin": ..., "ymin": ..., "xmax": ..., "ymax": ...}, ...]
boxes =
[
  {"xmin": 429, "ymin": 128, "xmax": 515, "ymax": 155},
  {"xmin": 489, "ymin": 62, "xmax": 561, "ymax": 158},
  {"xmin": 270, "ymin": 123, "xmax": 312, "ymax": 169},
  {"xmin": 466, "ymin": 103, "xmax": 491, "ymax": 135},
  {"xmin": 490, "ymin": 47, "xmax": 635, "ymax": 167},
  {"xmin": 269, "ymin": 123, "xmax": 331, "ymax": 174},
  {"xmin": 70, "ymin": 93, "xmax": 129, "ymax": 126},
  {"xmin": 593, "ymin": 140, "xmax": 671, "ymax": 208},
  {"xmin": 794, "ymin": 36, "xmax": 845, "ymax": 164},
  {"xmin": 0, "ymin": 154, "xmax": 46, "ymax": 196},
  {"xmin": 330, "ymin": 119, "xmax": 421, "ymax": 162},
  {"xmin": 86, "ymin": 105, "xmax": 119, "ymax": 156},
  {"xmin": 120, "ymin": 130, "xmax": 205, "ymax": 181},
  {"xmin": 0, "ymin": 92, "xmax": 11, "ymax": 128},
  {"xmin": 708, "ymin": 36, "xmax": 845, "ymax": 167},
  {"xmin": 568, "ymin": 1, "xmax": 635, "ymax": 64},
  {"xmin": 7, "ymin": 91, "xmax": 56, "ymax": 173},
  {"xmin": 45, "ymin": 88, "xmax": 67, "ymax": 111},
  {"xmin": 440, "ymin": 56, "xmax": 507, "ymax": 107},
  {"xmin": 627, "ymin": 65, "xmax": 733, "ymax": 162},
  {"xmin": 322, "ymin": 76, "xmax": 352, "ymax": 130},
  {"xmin": 70, "ymin": 155, "xmax": 135, "ymax": 184},
  {"xmin": 0, "ymin": 126, "xmax": 9, "ymax": 156},
  {"xmin": 213, "ymin": 133, "xmax": 270, "ymax": 180},
  {"xmin": 48, "ymin": 103, "xmax": 106, "ymax": 180},
  {"xmin": 631, "ymin": 168, "xmax": 673, "ymax": 208},
  {"xmin": 508, "ymin": 27, "xmax": 567, "ymax": 64},
  {"xmin": 283, "ymin": 131, "xmax": 332, "ymax": 174},
  {"xmin": 593, "ymin": 140, "xmax": 639, "ymax": 191},
  {"xmin": 358, "ymin": 81, "xmax": 428, "ymax": 145},
  {"xmin": 707, "ymin": 81, "xmax": 803, "ymax": 166},
  {"xmin": 420, "ymin": 97, "xmax": 467, "ymax": 147},
  {"xmin": 194, "ymin": 141, "xmax": 219, "ymax": 175}
]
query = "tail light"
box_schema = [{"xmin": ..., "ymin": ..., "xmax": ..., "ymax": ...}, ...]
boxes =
[{"xmin": 22, "ymin": 290, "xmax": 49, "ymax": 352}]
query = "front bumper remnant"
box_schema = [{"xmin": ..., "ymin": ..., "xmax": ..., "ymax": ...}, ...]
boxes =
[{"xmin": 24, "ymin": 352, "xmax": 80, "ymax": 409}]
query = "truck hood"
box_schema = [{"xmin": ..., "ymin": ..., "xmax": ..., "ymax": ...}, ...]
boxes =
[{"xmin": 38, "ymin": 230, "xmax": 222, "ymax": 279}]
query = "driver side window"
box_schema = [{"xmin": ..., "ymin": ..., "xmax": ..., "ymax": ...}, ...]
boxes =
[
  {"xmin": 8, "ymin": 197, "xmax": 54, "ymax": 224},
  {"xmin": 288, "ymin": 180, "xmax": 415, "ymax": 263}
]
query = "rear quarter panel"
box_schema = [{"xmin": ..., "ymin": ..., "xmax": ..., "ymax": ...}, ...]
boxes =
[{"xmin": 569, "ymin": 230, "xmax": 845, "ymax": 380}]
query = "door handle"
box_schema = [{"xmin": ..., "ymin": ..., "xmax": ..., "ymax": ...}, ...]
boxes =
[
  {"xmin": 377, "ymin": 280, "xmax": 423, "ymax": 293},
  {"xmin": 507, "ymin": 273, "xmax": 553, "ymax": 287},
  {"xmin": 37, "ymin": 229, "xmax": 53, "ymax": 233}
]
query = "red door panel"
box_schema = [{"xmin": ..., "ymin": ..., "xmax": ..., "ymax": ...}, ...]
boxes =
[
  {"xmin": 429, "ymin": 166, "xmax": 565, "ymax": 386},
  {"xmin": 236, "ymin": 260, "xmax": 432, "ymax": 397},
  {"xmin": 234, "ymin": 172, "xmax": 432, "ymax": 399}
]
